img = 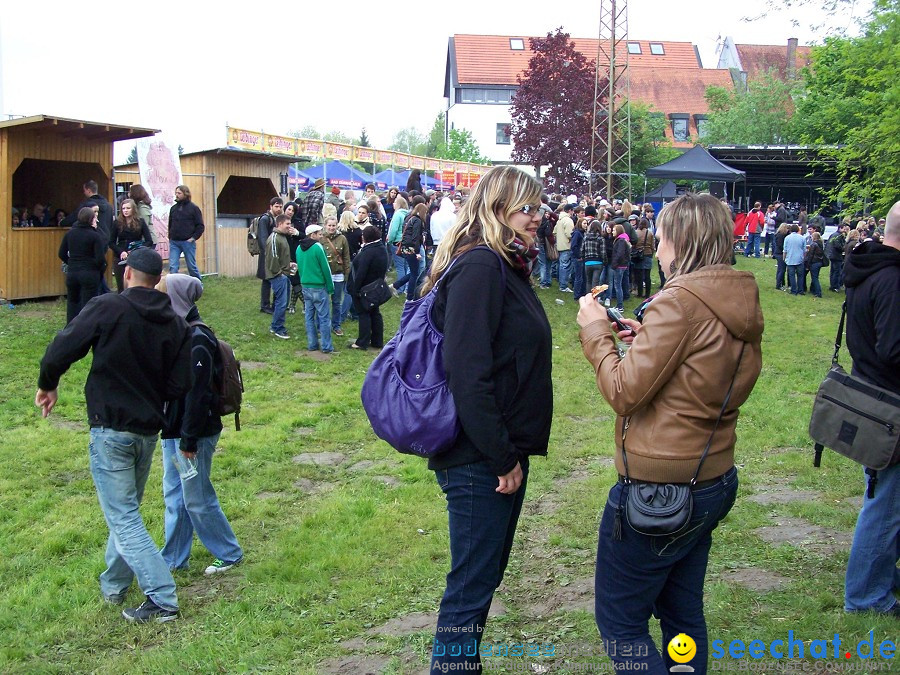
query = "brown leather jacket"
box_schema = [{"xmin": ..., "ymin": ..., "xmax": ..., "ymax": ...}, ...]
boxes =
[{"xmin": 580, "ymin": 265, "xmax": 764, "ymax": 483}]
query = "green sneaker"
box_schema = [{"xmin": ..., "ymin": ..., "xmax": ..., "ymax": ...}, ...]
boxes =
[{"xmin": 204, "ymin": 557, "xmax": 242, "ymax": 576}]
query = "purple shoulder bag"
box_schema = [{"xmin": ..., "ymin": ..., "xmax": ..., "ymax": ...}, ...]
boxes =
[{"xmin": 360, "ymin": 246, "xmax": 506, "ymax": 457}]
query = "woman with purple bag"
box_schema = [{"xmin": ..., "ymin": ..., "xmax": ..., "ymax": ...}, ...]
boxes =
[{"xmin": 425, "ymin": 166, "xmax": 553, "ymax": 672}]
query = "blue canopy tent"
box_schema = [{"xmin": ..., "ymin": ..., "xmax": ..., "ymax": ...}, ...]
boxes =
[
  {"xmin": 373, "ymin": 169, "xmax": 445, "ymax": 190},
  {"xmin": 288, "ymin": 165, "xmax": 313, "ymax": 189},
  {"xmin": 300, "ymin": 160, "xmax": 381, "ymax": 191}
]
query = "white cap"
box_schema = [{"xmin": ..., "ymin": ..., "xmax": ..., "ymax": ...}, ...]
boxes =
[
  {"xmin": 566, "ymin": 194, "xmax": 578, "ymax": 204},
  {"xmin": 305, "ymin": 224, "xmax": 323, "ymax": 235},
  {"xmin": 599, "ymin": 199, "xmax": 610, "ymax": 206}
]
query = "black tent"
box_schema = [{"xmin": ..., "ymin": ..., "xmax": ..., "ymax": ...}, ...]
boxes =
[
  {"xmin": 643, "ymin": 180, "xmax": 678, "ymax": 201},
  {"xmin": 645, "ymin": 145, "xmax": 745, "ymax": 182}
]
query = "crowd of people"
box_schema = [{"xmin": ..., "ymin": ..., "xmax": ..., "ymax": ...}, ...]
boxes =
[{"xmin": 30, "ymin": 165, "xmax": 899, "ymax": 674}]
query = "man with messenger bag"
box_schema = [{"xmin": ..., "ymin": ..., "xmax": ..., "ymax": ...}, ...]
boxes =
[{"xmin": 810, "ymin": 200, "xmax": 900, "ymax": 617}]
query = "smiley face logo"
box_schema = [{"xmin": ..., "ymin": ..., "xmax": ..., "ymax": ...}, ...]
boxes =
[{"xmin": 667, "ymin": 633, "xmax": 697, "ymax": 664}]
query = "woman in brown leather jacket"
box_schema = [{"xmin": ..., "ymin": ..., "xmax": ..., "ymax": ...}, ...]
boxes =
[{"xmin": 577, "ymin": 193, "xmax": 764, "ymax": 674}]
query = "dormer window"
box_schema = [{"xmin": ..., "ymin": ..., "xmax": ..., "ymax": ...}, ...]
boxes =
[
  {"xmin": 627, "ymin": 42, "xmax": 642, "ymax": 54},
  {"xmin": 510, "ymin": 38, "xmax": 525, "ymax": 50},
  {"xmin": 650, "ymin": 43, "xmax": 665, "ymax": 55}
]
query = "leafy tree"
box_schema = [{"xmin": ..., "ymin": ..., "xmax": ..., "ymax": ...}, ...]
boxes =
[
  {"xmin": 358, "ymin": 127, "xmax": 370, "ymax": 147},
  {"xmin": 703, "ymin": 71, "xmax": 801, "ymax": 145},
  {"xmin": 795, "ymin": 0, "xmax": 899, "ymax": 213},
  {"xmin": 126, "ymin": 145, "xmax": 137, "ymax": 164},
  {"xmin": 509, "ymin": 28, "xmax": 602, "ymax": 192},
  {"xmin": 440, "ymin": 128, "xmax": 491, "ymax": 164},
  {"xmin": 388, "ymin": 127, "xmax": 428, "ymax": 156},
  {"xmin": 426, "ymin": 112, "xmax": 447, "ymax": 157},
  {"xmin": 289, "ymin": 127, "xmax": 354, "ymax": 144}
]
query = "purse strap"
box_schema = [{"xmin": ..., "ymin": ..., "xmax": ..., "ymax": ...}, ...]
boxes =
[
  {"xmin": 831, "ymin": 302, "xmax": 847, "ymax": 365},
  {"xmin": 621, "ymin": 342, "xmax": 747, "ymax": 487}
]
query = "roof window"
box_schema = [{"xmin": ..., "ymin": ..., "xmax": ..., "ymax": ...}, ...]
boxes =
[
  {"xmin": 627, "ymin": 42, "xmax": 642, "ymax": 54},
  {"xmin": 510, "ymin": 38, "xmax": 525, "ymax": 50},
  {"xmin": 650, "ymin": 43, "xmax": 665, "ymax": 55}
]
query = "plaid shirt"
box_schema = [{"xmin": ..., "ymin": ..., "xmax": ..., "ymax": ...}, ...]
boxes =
[
  {"xmin": 300, "ymin": 190, "xmax": 325, "ymax": 227},
  {"xmin": 581, "ymin": 231, "xmax": 606, "ymax": 263}
]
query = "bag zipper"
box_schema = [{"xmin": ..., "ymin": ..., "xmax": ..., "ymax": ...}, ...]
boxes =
[{"xmin": 821, "ymin": 394, "xmax": 895, "ymax": 434}]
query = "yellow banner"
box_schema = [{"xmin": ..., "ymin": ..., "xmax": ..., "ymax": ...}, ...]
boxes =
[
  {"xmin": 375, "ymin": 150, "xmax": 393, "ymax": 164},
  {"xmin": 394, "ymin": 153, "xmax": 410, "ymax": 169},
  {"xmin": 410, "ymin": 156, "xmax": 425, "ymax": 170},
  {"xmin": 354, "ymin": 147, "xmax": 376, "ymax": 162},
  {"xmin": 298, "ymin": 139, "xmax": 325, "ymax": 157},
  {"xmin": 264, "ymin": 134, "xmax": 296, "ymax": 156},
  {"xmin": 441, "ymin": 161, "xmax": 456, "ymax": 173},
  {"xmin": 228, "ymin": 127, "xmax": 264, "ymax": 152},
  {"xmin": 425, "ymin": 158, "xmax": 441, "ymax": 171}
]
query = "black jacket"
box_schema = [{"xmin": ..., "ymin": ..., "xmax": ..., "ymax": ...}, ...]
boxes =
[
  {"xmin": 38, "ymin": 287, "xmax": 193, "ymax": 434},
  {"xmin": 168, "ymin": 200, "xmax": 205, "ymax": 241},
  {"xmin": 347, "ymin": 240, "xmax": 388, "ymax": 297},
  {"xmin": 162, "ymin": 308, "xmax": 223, "ymax": 450},
  {"xmin": 110, "ymin": 220, "xmax": 154, "ymax": 258},
  {"xmin": 62, "ymin": 194, "xmax": 115, "ymax": 241},
  {"xmin": 400, "ymin": 215, "xmax": 424, "ymax": 251},
  {"xmin": 345, "ymin": 227, "xmax": 363, "ymax": 260},
  {"xmin": 59, "ymin": 222, "xmax": 107, "ymax": 272},
  {"xmin": 256, "ymin": 211, "xmax": 276, "ymax": 281},
  {"xmin": 843, "ymin": 240, "xmax": 900, "ymax": 395},
  {"xmin": 611, "ymin": 236, "xmax": 631, "ymax": 268},
  {"xmin": 429, "ymin": 248, "xmax": 553, "ymax": 476}
]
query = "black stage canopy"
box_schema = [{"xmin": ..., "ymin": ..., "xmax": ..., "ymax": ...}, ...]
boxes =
[{"xmin": 645, "ymin": 145, "xmax": 745, "ymax": 182}]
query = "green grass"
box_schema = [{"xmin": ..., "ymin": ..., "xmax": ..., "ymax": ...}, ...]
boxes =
[{"xmin": 0, "ymin": 258, "xmax": 895, "ymax": 674}]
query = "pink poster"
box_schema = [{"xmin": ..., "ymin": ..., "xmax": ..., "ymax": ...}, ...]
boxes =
[{"xmin": 136, "ymin": 137, "xmax": 183, "ymax": 260}]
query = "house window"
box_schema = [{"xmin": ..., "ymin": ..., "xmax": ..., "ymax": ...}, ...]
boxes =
[
  {"xmin": 669, "ymin": 113, "xmax": 689, "ymax": 141},
  {"xmin": 694, "ymin": 115, "xmax": 709, "ymax": 138},
  {"xmin": 627, "ymin": 42, "xmax": 642, "ymax": 55},
  {"xmin": 650, "ymin": 43, "xmax": 665, "ymax": 55},
  {"xmin": 496, "ymin": 123, "xmax": 511, "ymax": 145},
  {"xmin": 510, "ymin": 38, "xmax": 525, "ymax": 50},
  {"xmin": 457, "ymin": 88, "xmax": 514, "ymax": 105}
]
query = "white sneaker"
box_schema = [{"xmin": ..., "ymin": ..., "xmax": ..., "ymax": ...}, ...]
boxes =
[
  {"xmin": 561, "ymin": 287, "xmax": 574, "ymax": 293},
  {"xmin": 604, "ymin": 298, "xmax": 611, "ymax": 307},
  {"xmin": 204, "ymin": 557, "xmax": 243, "ymax": 575}
]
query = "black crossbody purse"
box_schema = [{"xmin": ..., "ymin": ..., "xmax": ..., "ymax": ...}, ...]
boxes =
[{"xmin": 615, "ymin": 343, "xmax": 746, "ymax": 539}]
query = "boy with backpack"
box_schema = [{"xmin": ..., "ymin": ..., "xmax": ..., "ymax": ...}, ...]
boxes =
[{"xmin": 158, "ymin": 274, "xmax": 244, "ymax": 577}]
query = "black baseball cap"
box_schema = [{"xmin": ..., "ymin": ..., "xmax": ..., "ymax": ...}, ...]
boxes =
[{"xmin": 125, "ymin": 247, "xmax": 163, "ymax": 276}]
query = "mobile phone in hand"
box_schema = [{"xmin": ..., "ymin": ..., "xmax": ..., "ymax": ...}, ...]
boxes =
[{"xmin": 606, "ymin": 306, "xmax": 635, "ymax": 337}]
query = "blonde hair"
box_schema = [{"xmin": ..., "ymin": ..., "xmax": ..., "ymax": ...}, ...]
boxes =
[
  {"xmin": 656, "ymin": 193, "xmax": 733, "ymax": 281},
  {"xmin": 338, "ymin": 210, "xmax": 357, "ymax": 232},
  {"xmin": 421, "ymin": 166, "xmax": 541, "ymax": 294},
  {"xmin": 393, "ymin": 195, "xmax": 409, "ymax": 211},
  {"xmin": 622, "ymin": 199, "xmax": 633, "ymax": 216},
  {"xmin": 322, "ymin": 202, "xmax": 337, "ymax": 222},
  {"xmin": 776, "ymin": 223, "xmax": 790, "ymax": 237}
]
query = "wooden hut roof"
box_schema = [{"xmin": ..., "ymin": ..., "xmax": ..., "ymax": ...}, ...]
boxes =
[{"xmin": 0, "ymin": 115, "xmax": 158, "ymax": 143}]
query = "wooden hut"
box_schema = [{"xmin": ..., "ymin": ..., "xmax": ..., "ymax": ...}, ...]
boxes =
[
  {"xmin": 114, "ymin": 148, "xmax": 292, "ymax": 278},
  {"xmin": 0, "ymin": 115, "xmax": 158, "ymax": 301}
]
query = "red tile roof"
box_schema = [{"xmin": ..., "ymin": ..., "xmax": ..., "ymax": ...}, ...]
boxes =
[
  {"xmin": 453, "ymin": 34, "xmax": 702, "ymax": 86},
  {"xmin": 735, "ymin": 44, "xmax": 812, "ymax": 80}
]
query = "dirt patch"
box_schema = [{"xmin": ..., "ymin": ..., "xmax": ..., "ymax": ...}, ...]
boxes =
[
  {"xmin": 177, "ymin": 573, "xmax": 244, "ymax": 601},
  {"xmin": 554, "ymin": 469, "xmax": 592, "ymax": 489},
  {"xmin": 292, "ymin": 452, "xmax": 346, "ymax": 466},
  {"xmin": 747, "ymin": 486, "xmax": 822, "ymax": 506},
  {"xmin": 241, "ymin": 361, "xmax": 268, "ymax": 370},
  {"xmin": 844, "ymin": 495, "xmax": 863, "ymax": 510},
  {"xmin": 525, "ymin": 494, "xmax": 559, "ymax": 516},
  {"xmin": 293, "ymin": 372, "xmax": 319, "ymax": 380},
  {"xmin": 293, "ymin": 478, "xmax": 333, "ymax": 494},
  {"xmin": 293, "ymin": 427, "xmax": 316, "ymax": 437},
  {"xmin": 489, "ymin": 597, "xmax": 507, "ymax": 617},
  {"xmin": 339, "ymin": 637, "xmax": 372, "ymax": 651},
  {"xmin": 49, "ymin": 469, "xmax": 90, "ymax": 486},
  {"xmin": 754, "ymin": 516, "xmax": 851, "ymax": 556},
  {"xmin": 372, "ymin": 475, "xmax": 401, "ymax": 487},
  {"xmin": 348, "ymin": 460, "xmax": 377, "ymax": 472},
  {"xmin": 320, "ymin": 654, "xmax": 391, "ymax": 674},
  {"xmin": 367, "ymin": 611, "xmax": 436, "ymax": 636},
  {"xmin": 526, "ymin": 577, "xmax": 594, "ymax": 617},
  {"xmin": 49, "ymin": 418, "xmax": 87, "ymax": 432},
  {"xmin": 301, "ymin": 350, "xmax": 333, "ymax": 362},
  {"xmin": 718, "ymin": 567, "xmax": 790, "ymax": 592},
  {"xmin": 566, "ymin": 415, "xmax": 613, "ymax": 424}
]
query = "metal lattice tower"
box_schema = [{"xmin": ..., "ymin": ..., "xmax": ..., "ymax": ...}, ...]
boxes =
[{"xmin": 589, "ymin": 0, "xmax": 632, "ymax": 200}]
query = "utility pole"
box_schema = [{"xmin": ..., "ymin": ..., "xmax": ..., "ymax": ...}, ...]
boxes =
[{"xmin": 589, "ymin": 0, "xmax": 632, "ymax": 200}]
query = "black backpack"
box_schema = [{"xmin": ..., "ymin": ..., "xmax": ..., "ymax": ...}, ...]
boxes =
[
  {"xmin": 189, "ymin": 322, "xmax": 244, "ymax": 431},
  {"xmin": 247, "ymin": 213, "xmax": 268, "ymax": 256}
]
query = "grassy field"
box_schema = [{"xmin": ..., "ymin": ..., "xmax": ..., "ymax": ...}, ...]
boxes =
[{"xmin": 0, "ymin": 257, "xmax": 895, "ymax": 674}]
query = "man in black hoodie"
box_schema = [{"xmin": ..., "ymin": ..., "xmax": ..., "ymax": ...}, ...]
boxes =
[
  {"xmin": 36, "ymin": 248, "xmax": 192, "ymax": 624},
  {"xmin": 167, "ymin": 185, "xmax": 205, "ymax": 279},
  {"xmin": 61, "ymin": 179, "xmax": 115, "ymax": 293},
  {"xmin": 842, "ymin": 199, "xmax": 900, "ymax": 617}
]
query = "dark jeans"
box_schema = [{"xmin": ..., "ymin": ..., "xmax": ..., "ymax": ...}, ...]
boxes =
[
  {"xmin": 572, "ymin": 259, "xmax": 586, "ymax": 299},
  {"xmin": 809, "ymin": 262, "xmax": 823, "ymax": 297},
  {"xmin": 393, "ymin": 252, "xmax": 420, "ymax": 298},
  {"xmin": 586, "ymin": 264, "xmax": 603, "ymax": 290},
  {"xmin": 763, "ymin": 233, "xmax": 773, "ymax": 256},
  {"xmin": 829, "ymin": 259, "xmax": 843, "ymax": 291},
  {"xmin": 636, "ymin": 266, "xmax": 652, "ymax": 297},
  {"xmin": 66, "ymin": 267, "xmax": 101, "ymax": 324},
  {"xmin": 431, "ymin": 460, "xmax": 529, "ymax": 672},
  {"xmin": 595, "ymin": 467, "xmax": 738, "ymax": 675},
  {"xmin": 788, "ymin": 264, "xmax": 803, "ymax": 294},
  {"xmin": 775, "ymin": 257, "xmax": 787, "ymax": 289},
  {"xmin": 260, "ymin": 277, "xmax": 272, "ymax": 309},
  {"xmin": 351, "ymin": 297, "xmax": 383, "ymax": 349}
]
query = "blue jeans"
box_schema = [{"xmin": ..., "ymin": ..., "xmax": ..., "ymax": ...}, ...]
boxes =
[
  {"xmin": 611, "ymin": 267, "xmax": 627, "ymax": 309},
  {"xmin": 572, "ymin": 259, "xmax": 586, "ymax": 299},
  {"xmin": 829, "ymin": 259, "xmax": 843, "ymax": 291},
  {"xmin": 392, "ymin": 251, "xmax": 409, "ymax": 293},
  {"xmin": 168, "ymin": 239, "xmax": 201, "ymax": 279},
  {"xmin": 89, "ymin": 428, "xmax": 177, "ymax": 611},
  {"xmin": 787, "ymin": 264, "xmax": 803, "ymax": 294},
  {"xmin": 431, "ymin": 460, "xmax": 530, "ymax": 672},
  {"xmin": 586, "ymin": 263, "xmax": 604, "ymax": 291},
  {"xmin": 845, "ymin": 463, "xmax": 900, "ymax": 613},
  {"xmin": 809, "ymin": 262, "xmax": 823, "ymax": 297},
  {"xmin": 269, "ymin": 274, "xmax": 289, "ymax": 334},
  {"xmin": 776, "ymin": 257, "xmax": 787, "ymax": 289},
  {"xmin": 393, "ymin": 252, "xmax": 420, "ymax": 298},
  {"xmin": 303, "ymin": 287, "xmax": 332, "ymax": 351},
  {"xmin": 331, "ymin": 280, "xmax": 345, "ymax": 331},
  {"xmin": 558, "ymin": 249, "xmax": 572, "ymax": 291},
  {"xmin": 161, "ymin": 435, "xmax": 243, "ymax": 570},
  {"xmin": 745, "ymin": 232, "xmax": 760, "ymax": 257},
  {"xmin": 538, "ymin": 242, "xmax": 551, "ymax": 286},
  {"xmin": 341, "ymin": 291, "xmax": 356, "ymax": 321},
  {"xmin": 596, "ymin": 467, "xmax": 738, "ymax": 675}
]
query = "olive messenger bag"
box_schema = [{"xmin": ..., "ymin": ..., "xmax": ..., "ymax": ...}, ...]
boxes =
[{"xmin": 809, "ymin": 302, "xmax": 900, "ymax": 497}]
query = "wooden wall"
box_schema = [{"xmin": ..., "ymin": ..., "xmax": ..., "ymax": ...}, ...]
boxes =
[
  {"xmin": 114, "ymin": 152, "xmax": 286, "ymax": 279},
  {"xmin": 1, "ymin": 126, "xmax": 114, "ymax": 300}
]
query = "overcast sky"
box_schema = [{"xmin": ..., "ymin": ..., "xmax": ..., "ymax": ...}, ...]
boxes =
[{"xmin": 0, "ymin": 0, "xmax": 870, "ymax": 163}]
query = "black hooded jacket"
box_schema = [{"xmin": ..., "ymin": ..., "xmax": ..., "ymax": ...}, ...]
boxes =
[
  {"xmin": 38, "ymin": 287, "xmax": 193, "ymax": 434},
  {"xmin": 842, "ymin": 240, "xmax": 900, "ymax": 395},
  {"xmin": 61, "ymin": 193, "xmax": 115, "ymax": 241}
]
